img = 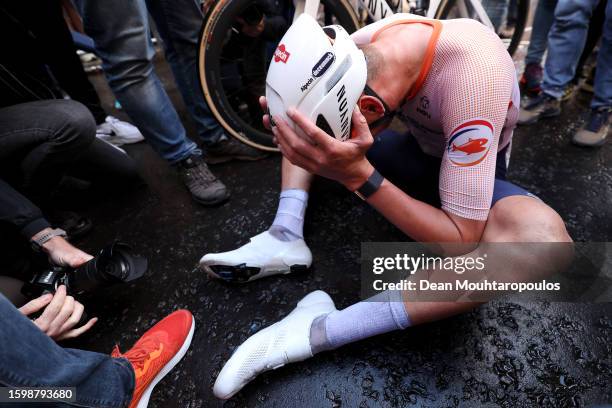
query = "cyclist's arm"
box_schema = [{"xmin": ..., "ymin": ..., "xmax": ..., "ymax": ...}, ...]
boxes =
[
  {"xmin": 365, "ymin": 179, "xmax": 486, "ymax": 243},
  {"xmin": 273, "ymin": 109, "xmax": 487, "ymax": 245},
  {"xmin": 435, "ymin": 47, "xmax": 514, "ymax": 227}
]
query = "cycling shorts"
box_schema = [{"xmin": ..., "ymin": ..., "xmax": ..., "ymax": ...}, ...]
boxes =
[{"xmin": 366, "ymin": 130, "xmax": 537, "ymax": 213}]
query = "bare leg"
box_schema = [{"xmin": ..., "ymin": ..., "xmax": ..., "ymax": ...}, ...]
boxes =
[
  {"xmin": 281, "ymin": 156, "xmax": 314, "ymax": 191},
  {"xmin": 213, "ymin": 196, "xmax": 575, "ymax": 398},
  {"xmin": 404, "ymin": 196, "xmax": 573, "ymax": 325},
  {"xmin": 309, "ymin": 195, "xmax": 573, "ymax": 354}
]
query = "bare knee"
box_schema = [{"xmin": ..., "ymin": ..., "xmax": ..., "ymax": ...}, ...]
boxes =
[
  {"xmin": 484, "ymin": 196, "xmax": 574, "ymax": 280},
  {"xmin": 485, "ymin": 196, "xmax": 572, "ymax": 243}
]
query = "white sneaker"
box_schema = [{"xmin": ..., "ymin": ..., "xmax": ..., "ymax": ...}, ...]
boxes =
[
  {"xmin": 96, "ymin": 115, "xmax": 144, "ymax": 146},
  {"xmin": 199, "ymin": 231, "xmax": 312, "ymax": 283},
  {"xmin": 213, "ymin": 290, "xmax": 336, "ymax": 399}
]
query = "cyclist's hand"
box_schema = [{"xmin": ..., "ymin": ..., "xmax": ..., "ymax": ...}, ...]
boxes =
[
  {"xmin": 272, "ymin": 106, "xmax": 375, "ymax": 191},
  {"xmin": 237, "ymin": 16, "xmax": 265, "ymax": 37},
  {"xmin": 260, "ymin": 96, "xmax": 273, "ymax": 132},
  {"xmin": 19, "ymin": 285, "xmax": 98, "ymax": 341}
]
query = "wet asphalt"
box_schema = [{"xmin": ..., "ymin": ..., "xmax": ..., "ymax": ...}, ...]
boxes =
[{"xmin": 67, "ymin": 51, "xmax": 612, "ymax": 407}]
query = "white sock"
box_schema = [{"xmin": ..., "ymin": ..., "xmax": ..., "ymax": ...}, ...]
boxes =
[
  {"xmin": 309, "ymin": 290, "xmax": 411, "ymax": 354},
  {"xmin": 269, "ymin": 189, "xmax": 308, "ymax": 241}
]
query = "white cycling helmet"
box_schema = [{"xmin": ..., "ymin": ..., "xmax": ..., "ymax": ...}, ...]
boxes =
[{"xmin": 265, "ymin": 14, "xmax": 367, "ymax": 141}]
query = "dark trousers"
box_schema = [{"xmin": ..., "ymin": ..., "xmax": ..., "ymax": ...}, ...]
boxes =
[
  {"xmin": 0, "ymin": 100, "xmax": 139, "ymax": 201},
  {"xmin": 1, "ymin": 0, "xmax": 107, "ymax": 123},
  {"xmin": 0, "ymin": 100, "xmax": 141, "ymax": 278}
]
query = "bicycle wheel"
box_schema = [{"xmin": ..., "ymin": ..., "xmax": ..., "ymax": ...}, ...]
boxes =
[
  {"xmin": 198, "ymin": 0, "xmax": 360, "ymax": 151},
  {"xmin": 434, "ymin": 0, "xmax": 529, "ymax": 57}
]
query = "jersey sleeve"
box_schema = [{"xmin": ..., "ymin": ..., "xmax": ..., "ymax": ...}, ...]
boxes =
[{"xmin": 437, "ymin": 30, "xmax": 515, "ymax": 221}]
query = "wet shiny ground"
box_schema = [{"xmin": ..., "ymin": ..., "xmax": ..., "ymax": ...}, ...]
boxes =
[{"xmin": 72, "ymin": 54, "xmax": 612, "ymax": 407}]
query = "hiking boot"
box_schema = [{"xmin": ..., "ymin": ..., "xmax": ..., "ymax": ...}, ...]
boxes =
[
  {"xmin": 205, "ymin": 137, "xmax": 268, "ymax": 164},
  {"xmin": 518, "ymin": 93, "xmax": 561, "ymax": 125},
  {"xmin": 561, "ymin": 82, "xmax": 577, "ymax": 102},
  {"xmin": 519, "ymin": 63, "xmax": 543, "ymax": 97},
  {"xmin": 175, "ymin": 154, "xmax": 229, "ymax": 205},
  {"xmin": 580, "ymin": 66, "xmax": 596, "ymax": 93},
  {"xmin": 572, "ymin": 107, "xmax": 611, "ymax": 147}
]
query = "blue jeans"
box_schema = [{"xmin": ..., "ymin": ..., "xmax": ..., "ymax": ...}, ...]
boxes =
[
  {"xmin": 0, "ymin": 293, "xmax": 134, "ymax": 408},
  {"xmin": 76, "ymin": 0, "xmax": 223, "ymax": 163},
  {"xmin": 542, "ymin": 0, "xmax": 612, "ymax": 109},
  {"xmin": 525, "ymin": 0, "xmax": 557, "ymax": 65},
  {"xmin": 481, "ymin": 0, "xmax": 509, "ymax": 31},
  {"xmin": 145, "ymin": 0, "xmax": 226, "ymax": 146}
]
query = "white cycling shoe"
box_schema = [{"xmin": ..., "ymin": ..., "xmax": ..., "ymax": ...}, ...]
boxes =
[
  {"xmin": 96, "ymin": 115, "xmax": 145, "ymax": 146},
  {"xmin": 199, "ymin": 231, "xmax": 312, "ymax": 283},
  {"xmin": 213, "ymin": 290, "xmax": 336, "ymax": 399}
]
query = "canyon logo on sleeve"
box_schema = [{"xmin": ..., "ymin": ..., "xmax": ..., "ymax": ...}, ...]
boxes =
[{"xmin": 446, "ymin": 119, "xmax": 494, "ymax": 167}]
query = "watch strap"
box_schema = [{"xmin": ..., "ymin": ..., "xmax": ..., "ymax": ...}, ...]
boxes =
[
  {"xmin": 355, "ymin": 169, "xmax": 384, "ymax": 200},
  {"xmin": 31, "ymin": 228, "xmax": 67, "ymax": 252}
]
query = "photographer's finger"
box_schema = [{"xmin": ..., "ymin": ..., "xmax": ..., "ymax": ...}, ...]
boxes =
[
  {"xmin": 38, "ymin": 285, "xmax": 67, "ymax": 325},
  {"xmin": 48, "ymin": 295, "xmax": 75, "ymax": 337},
  {"xmin": 18, "ymin": 293, "xmax": 53, "ymax": 316},
  {"xmin": 59, "ymin": 301, "xmax": 84, "ymax": 333},
  {"xmin": 57, "ymin": 317, "xmax": 98, "ymax": 341}
]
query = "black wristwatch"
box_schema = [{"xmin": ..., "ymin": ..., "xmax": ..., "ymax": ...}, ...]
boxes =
[{"xmin": 354, "ymin": 169, "xmax": 384, "ymax": 200}]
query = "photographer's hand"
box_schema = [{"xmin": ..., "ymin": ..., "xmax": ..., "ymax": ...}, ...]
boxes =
[
  {"xmin": 32, "ymin": 229, "xmax": 93, "ymax": 268},
  {"xmin": 19, "ymin": 285, "xmax": 98, "ymax": 341}
]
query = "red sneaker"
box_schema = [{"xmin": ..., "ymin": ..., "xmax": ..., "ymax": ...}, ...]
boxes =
[{"xmin": 112, "ymin": 310, "xmax": 195, "ymax": 408}]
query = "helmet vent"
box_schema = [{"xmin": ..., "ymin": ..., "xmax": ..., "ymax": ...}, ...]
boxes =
[
  {"xmin": 316, "ymin": 114, "xmax": 334, "ymax": 138},
  {"xmin": 323, "ymin": 26, "xmax": 337, "ymax": 39},
  {"xmin": 325, "ymin": 55, "xmax": 352, "ymax": 94}
]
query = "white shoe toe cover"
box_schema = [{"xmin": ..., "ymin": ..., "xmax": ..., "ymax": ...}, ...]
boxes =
[
  {"xmin": 199, "ymin": 231, "xmax": 312, "ymax": 280},
  {"xmin": 213, "ymin": 291, "xmax": 336, "ymax": 399}
]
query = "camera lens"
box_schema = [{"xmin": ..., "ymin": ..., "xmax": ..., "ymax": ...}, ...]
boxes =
[{"xmin": 67, "ymin": 242, "xmax": 147, "ymax": 295}]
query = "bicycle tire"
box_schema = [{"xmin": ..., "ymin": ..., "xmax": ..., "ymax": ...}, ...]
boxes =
[
  {"xmin": 198, "ymin": 0, "xmax": 360, "ymax": 152},
  {"xmin": 434, "ymin": 0, "xmax": 529, "ymax": 57}
]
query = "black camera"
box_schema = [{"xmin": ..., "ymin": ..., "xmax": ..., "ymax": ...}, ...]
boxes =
[{"xmin": 22, "ymin": 242, "xmax": 147, "ymax": 298}]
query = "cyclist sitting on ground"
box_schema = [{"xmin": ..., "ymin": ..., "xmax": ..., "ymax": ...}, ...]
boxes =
[{"xmin": 205, "ymin": 13, "xmax": 573, "ymax": 399}]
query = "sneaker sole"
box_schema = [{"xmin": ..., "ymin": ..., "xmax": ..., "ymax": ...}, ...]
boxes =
[
  {"xmin": 572, "ymin": 137, "xmax": 607, "ymax": 147},
  {"xmin": 135, "ymin": 317, "xmax": 195, "ymax": 408},
  {"xmin": 519, "ymin": 109, "xmax": 561, "ymax": 125},
  {"xmin": 191, "ymin": 192, "xmax": 230, "ymax": 206},
  {"xmin": 202, "ymin": 263, "xmax": 309, "ymax": 283},
  {"xmin": 96, "ymin": 134, "xmax": 144, "ymax": 146}
]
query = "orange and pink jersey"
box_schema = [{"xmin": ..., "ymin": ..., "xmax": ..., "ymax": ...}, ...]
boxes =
[{"xmin": 352, "ymin": 14, "xmax": 520, "ymax": 221}]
